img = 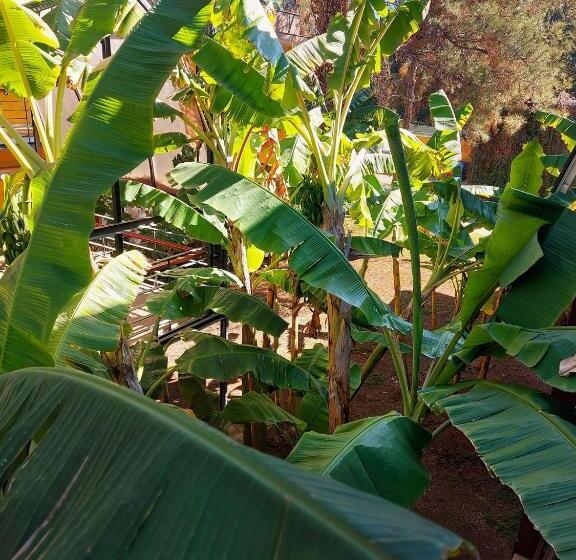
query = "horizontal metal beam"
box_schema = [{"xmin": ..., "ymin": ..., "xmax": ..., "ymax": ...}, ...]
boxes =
[
  {"xmin": 90, "ymin": 217, "xmax": 156, "ymax": 240},
  {"xmin": 158, "ymin": 313, "xmax": 226, "ymax": 344}
]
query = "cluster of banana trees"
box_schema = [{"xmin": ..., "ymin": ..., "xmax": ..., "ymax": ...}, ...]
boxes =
[{"xmin": 1, "ymin": 0, "xmax": 576, "ymax": 557}]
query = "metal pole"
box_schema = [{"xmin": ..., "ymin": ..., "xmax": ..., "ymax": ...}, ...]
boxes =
[
  {"xmin": 219, "ymin": 317, "xmax": 229, "ymax": 410},
  {"xmin": 100, "ymin": 36, "xmax": 124, "ymax": 255},
  {"xmin": 101, "ymin": 36, "xmax": 112, "ymax": 58},
  {"xmin": 148, "ymin": 156, "xmax": 157, "ymax": 188},
  {"xmin": 111, "ymin": 181, "xmax": 124, "ymax": 254}
]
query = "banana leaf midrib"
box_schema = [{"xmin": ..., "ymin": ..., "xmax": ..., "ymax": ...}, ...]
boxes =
[
  {"xmin": 23, "ymin": 368, "xmax": 390, "ymax": 559},
  {"xmin": 316, "ymin": 416, "xmax": 393, "ymax": 473}
]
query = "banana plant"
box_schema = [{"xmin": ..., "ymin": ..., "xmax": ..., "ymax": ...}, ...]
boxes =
[
  {"xmin": 48, "ymin": 250, "xmax": 148, "ymax": 378},
  {"xmin": 179, "ymin": 0, "xmax": 432, "ymax": 432},
  {"xmin": 0, "ymin": 169, "xmax": 30, "ymax": 263},
  {"xmin": 154, "ymin": 11, "xmax": 576, "ymax": 557}
]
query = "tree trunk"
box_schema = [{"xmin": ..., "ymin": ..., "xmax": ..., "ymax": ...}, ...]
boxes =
[
  {"xmin": 431, "ymin": 289, "xmax": 437, "ymax": 330},
  {"xmin": 327, "ymin": 294, "xmax": 352, "ymax": 431},
  {"xmin": 402, "ymin": 61, "xmax": 419, "ymax": 129},
  {"xmin": 313, "ymin": 0, "xmax": 349, "ymax": 34},
  {"xmin": 230, "ymin": 227, "xmax": 265, "ymax": 449},
  {"xmin": 102, "ymin": 335, "xmax": 143, "ymax": 395},
  {"xmin": 262, "ymin": 284, "xmax": 277, "ymax": 349},
  {"xmin": 323, "ymin": 205, "xmax": 352, "ymax": 433}
]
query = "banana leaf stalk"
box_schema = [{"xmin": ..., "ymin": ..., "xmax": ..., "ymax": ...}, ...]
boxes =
[{"xmin": 384, "ymin": 109, "xmax": 423, "ymax": 412}]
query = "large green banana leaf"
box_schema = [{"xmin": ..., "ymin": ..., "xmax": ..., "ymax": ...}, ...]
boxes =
[
  {"xmin": 506, "ymin": 138, "xmax": 546, "ymax": 192},
  {"xmin": 193, "ymin": 37, "xmax": 288, "ymax": 118},
  {"xmin": 122, "ymin": 180, "xmax": 226, "ymax": 244},
  {"xmin": 421, "ymin": 381, "xmax": 576, "ymax": 560},
  {"xmin": 170, "ymin": 162, "xmax": 405, "ymax": 330},
  {"xmin": 456, "ymin": 140, "xmax": 563, "ymax": 327},
  {"xmin": 293, "ymin": 343, "xmax": 330, "ymax": 379},
  {"xmin": 428, "ymin": 90, "xmax": 461, "ymax": 173},
  {"xmin": 48, "ymin": 250, "xmax": 148, "ymax": 374},
  {"xmin": 327, "ymin": 10, "xmax": 358, "ymax": 91},
  {"xmin": 352, "ymin": 325, "xmax": 411, "ymax": 354},
  {"xmin": 428, "ymin": 90, "xmax": 458, "ymax": 131},
  {"xmin": 358, "ymin": 151, "xmax": 396, "ymax": 176},
  {"xmin": 285, "ymin": 17, "xmax": 345, "ymax": 78},
  {"xmin": 535, "ymin": 110, "xmax": 576, "ymax": 151},
  {"xmin": 380, "ymin": 0, "xmax": 430, "ymax": 56},
  {"xmin": 291, "ymin": 345, "xmax": 362, "ymax": 434},
  {"xmin": 36, "ymin": 0, "xmax": 82, "ymax": 50},
  {"xmin": 223, "ymin": 390, "xmax": 306, "ymax": 432},
  {"xmin": 298, "ymin": 391, "xmax": 330, "ymax": 433},
  {"xmin": 259, "ymin": 268, "xmax": 300, "ymax": 295},
  {"xmin": 497, "ymin": 208, "xmax": 576, "ymax": 328},
  {"xmin": 541, "ymin": 154, "xmax": 569, "ymax": 177},
  {"xmin": 401, "ymin": 128, "xmax": 443, "ymax": 180},
  {"xmin": 287, "ymin": 413, "xmax": 430, "ymax": 507},
  {"xmin": 434, "ymin": 182, "xmax": 497, "ymax": 224},
  {"xmin": 280, "ymin": 134, "xmax": 311, "ymax": 186},
  {"xmin": 62, "ymin": 0, "xmax": 127, "ymax": 64},
  {"xmin": 153, "ymin": 131, "xmax": 189, "ymax": 153},
  {"xmin": 446, "ymin": 323, "xmax": 576, "ymax": 392},
  {"xmin": 163, "ymin": 265, "xmax": 242, "ymax": 285},
  {"xmin": 0, "ymin": 368, "xmax": 468, "ymax": 560},
  {"xmin": 178, "ymin": 374, "xmax": 220, "ymax": 420},
  {"xmin": 459, "ymin": 185, "xmax": 497, "ymax": 224},
  {"xmin": 239, "ymin": 0, "xmax": 289, "ymax": 81},
  {"xmin": 351, "ymin": 317, "xmax": 461, "ymax": 359},
  {"xmin": 455, "ymin": 103, "xmax": 473, "ymax": 130},
  {"xmin": 176, "ymin": 331, "xmax": 317, "ymax": 391},
  {"xmin": 133, "ymin": 338, "xmax": 167, "ymax": 394},
  {"xmin": 0, "ymin": 0, "xmax": 212, "ymax": 373},
  {"xmin": 114, "ymin": 0, "xmax": 145, "ymax": 37},
  {"xmin": 350, "ymin": 236, "xmax": 401, "ymax": 258},
  {"xmin": 293, "ymin": 343, "xmax": 361, "ymax": 390},
  {"xmin": 148, "ymin": 285, "xmax": 288, "ymax": 337},
  {"xmin": 0, "ymin": 0, "xmax": 59, "ymax": 98}
]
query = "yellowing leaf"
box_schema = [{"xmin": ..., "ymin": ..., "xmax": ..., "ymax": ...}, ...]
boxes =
[{"xmin": 247, "ymin": 243, "xmax": 265, "ymax": 272}]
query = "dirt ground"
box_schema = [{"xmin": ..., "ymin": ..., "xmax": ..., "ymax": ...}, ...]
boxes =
[{"xmin": 167, "ymin": 254, "xmax": 544, "ymax": 559}]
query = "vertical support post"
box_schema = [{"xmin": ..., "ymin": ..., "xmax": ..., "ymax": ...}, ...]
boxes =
[
  {"xmin": 101, "ymin": 36, "xmax": 112, "ymax": 58},
  {"xmin": 219, "ymin": 317, "xmax": 229, "ymax": 410},
  {"xmin": 111, "ymin": 181, "xmax": 124, "ymax": 255},
  {"xmin": 148, "ymin": 156, "xmax": 157, "ymax": 188},
  {"xmin": 101, "ymin": 36, "xmax": 123, "ymax": 255}
]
